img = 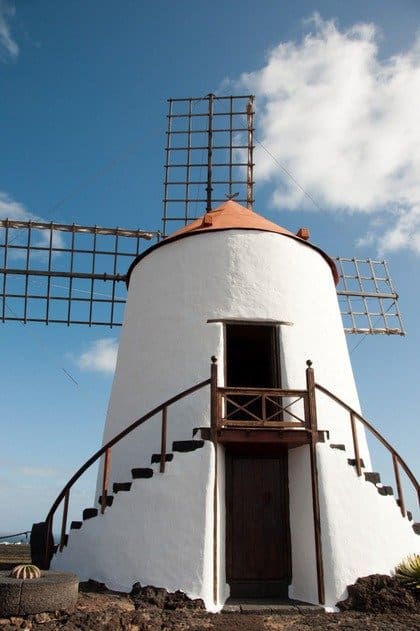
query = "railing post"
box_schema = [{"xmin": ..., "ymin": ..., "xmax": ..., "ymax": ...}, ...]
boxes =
[
  {"xmin": 160, "ymin": 407, "xmax": 168, "ymax": 473},
  {"xmin": 305, "ymin": 360, "xmax": 318, "ymax": 431},
  {"xmin": 211, "ymin": 355, "xmax": 219, "ymax": 432},
  {"xmin": 350, "ymin": 413, "xmax": 362, "ymax": 477},
  {"xmin": 392, "ymin": 453, "xmax": 406, "ymax": 517},
  {"xmin": 306, "ymin": 359, "xmax": 325, "ymax": 605},
  {"xmin": 59, "ymin": 489, "xmax": 70, "ymax": 551},
  {"xmin": 44, "ymin": 515, "xmax": 53, "ymax": 568},
  {"xmin": 101, "ymin": 448, "xmax": 112, "ymax": 514},
  {"xmin": 210, "ymin": 355, "xmax": 219, "ymax": 606}
]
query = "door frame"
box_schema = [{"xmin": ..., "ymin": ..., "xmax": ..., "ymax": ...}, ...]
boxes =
[
  {"xmin": 225, "ymin": 445, "xmax": 292, "ymax": 598},
  {"xmin": 223, "ymin": 321, "xmax": 282, "ymax": 390}
]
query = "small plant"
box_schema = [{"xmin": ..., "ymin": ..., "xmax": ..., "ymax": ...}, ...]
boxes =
[
  {"xmin": 9, "ymin": 564, "xmax": 41, "ymax": 579},
  {"xmin": 395, "ymin": 554, "xmax": 420, "ymax": 590}
]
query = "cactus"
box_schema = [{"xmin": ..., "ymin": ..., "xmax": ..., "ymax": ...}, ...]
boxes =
[
  {"xmin": 9, "ymin": 564, "xmax": 41, "ymax": 579},
  {"xmin": 395, "ymin": 554, "xmax": 420, "ymax": 590}
]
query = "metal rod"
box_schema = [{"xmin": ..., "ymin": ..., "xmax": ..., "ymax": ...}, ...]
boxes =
[
  {"xmin": 59, "ymin": 489, "xmax": 70, "ymax": 551},
  {"xmin": 160, "ymin": 408, "xmax": 168, "ymax": 473},
  {"xmin": 392, "ymin": 453, "xmax": 406, "ymax": 517},
  {"xmin": 206, "ymin": 93, "xmax": 214, "ymax": 212},
  {"xmin": 350, "ymin": 412, "xmax": 362, "ymax": 476},
  {"xmin": 101, "ymin": 448, "xmax": 111, "ymax": 514}
]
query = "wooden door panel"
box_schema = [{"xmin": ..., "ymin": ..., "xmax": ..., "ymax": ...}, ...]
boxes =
[{"xmin": 226, "ymin": 452, "xmax": 291, "ymax": 595}]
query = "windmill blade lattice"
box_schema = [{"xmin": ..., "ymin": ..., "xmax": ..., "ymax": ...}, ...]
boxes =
[
  {"xmin": 0, "ymin": 219, "xmax": 157, "ymax": 326},
  {"xmin": 336, "ymin": 257, "xmax": 405, "ymax": 336}
]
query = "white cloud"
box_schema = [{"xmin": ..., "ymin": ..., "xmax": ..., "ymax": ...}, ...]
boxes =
[
  {"xmin": 0, "ymin": 191, "xmax": 35, "ymax": 222},
  {"xmin": 0, "ymin": 191, "xmax": 65, "ymax": 254},
  {"xmin": 233, "ymin": 14, "xmax": 420, "ymax": 255},
  {"xmin": 18, "ymin": 466, "xmax": 59, "ymax": 478},
  {"xmin": 0, "ymin": 0, "xmax": 18, "ymax": 61},
  {"xmin": 74, "ymin": 338, "xmax": 118, "ymax": 375}
]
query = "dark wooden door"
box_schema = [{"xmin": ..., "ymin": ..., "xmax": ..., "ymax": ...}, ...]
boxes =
[{"xmin": 226, "ymin": 451, "xmax": 291, "ymax": 598}]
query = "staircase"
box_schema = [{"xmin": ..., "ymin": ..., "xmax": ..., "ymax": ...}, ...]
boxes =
[
  {"xmin": 65, "ymin": 439, "xmax": 205, "ymax": 541},
  {"xmin": 329, "ymin": 443, "xmax": 419, "ymax": 535}
]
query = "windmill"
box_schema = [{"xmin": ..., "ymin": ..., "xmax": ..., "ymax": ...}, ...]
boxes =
[
  {"xmin": 1, "ymin": 95, "xmax": 417, "ymax": 611},
  {"xmin": 0, "ymin": 94, "xmax": 404, "ymax": 335}
]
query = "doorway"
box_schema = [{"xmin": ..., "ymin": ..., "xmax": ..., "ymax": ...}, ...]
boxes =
[
  {"xmin": 225, "ymin": 448, "xmax": 291, "ymax": 598},
  {"xmin": 225, "ymin": 323, "xmax": 281, "ymax": 422},
  {"xmin": 225, "ymin": 323, "xmax": 280, "ymax": 388}
]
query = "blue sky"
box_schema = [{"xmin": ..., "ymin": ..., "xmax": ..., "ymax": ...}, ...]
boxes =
[{"xmin": 1, "ymin": 0, "xmax": 419, "ymax": 534}]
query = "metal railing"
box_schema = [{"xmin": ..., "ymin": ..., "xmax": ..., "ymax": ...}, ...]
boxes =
[
  {"xmin": 44, "ymin": 377, "xmax": 211, "ymax": 563},
  {"xmin": 314, "ymin": 382, "xmax": 420, "ymax": 517}
]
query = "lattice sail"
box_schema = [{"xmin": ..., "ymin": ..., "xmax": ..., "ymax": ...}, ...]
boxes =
[
  {"xmin": 162, "ymin": 94, "xmax": 254, "ymax": 236},
  {"xmin": 336, "ymin": 257, "xmax": 405, "ymax": 336},
  {"xmin": 0, "ymin": 219, "xmax": 157, "ymax": 326}
]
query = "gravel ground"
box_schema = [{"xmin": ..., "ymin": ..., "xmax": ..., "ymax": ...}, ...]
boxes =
[
  {"xmin": 0, "ymin": 584, "xmax": 418, "ymax": 631},
  {"xmin": 1, "ymin": 546, "xmax": 419, "ymax": 630}
]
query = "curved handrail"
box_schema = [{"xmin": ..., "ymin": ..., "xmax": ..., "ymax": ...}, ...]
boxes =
[
  {"xmin": 315, "ymin": 382, "xmax": 419, "ymax": 513},
  {"xmin": 44, "ymin": 377, "xmax": 211, "ymax": 555}
]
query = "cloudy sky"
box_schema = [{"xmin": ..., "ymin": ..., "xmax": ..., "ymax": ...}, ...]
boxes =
[{"xmin": 1, "ymin": 0, "xmax": 419, "ymax": 533}]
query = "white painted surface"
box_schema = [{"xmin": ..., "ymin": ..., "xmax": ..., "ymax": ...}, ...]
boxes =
[
  {"xmin": 53, "ymin": 443, "xmax": 218, "ymax": 611},
  {"xmin": 288, "ymin": 446, "xmax": 319, "ymax": 604},
  {"xmin": 316, "ymin": 443, "xmax": 420, "ymax": 607},
  {"xmin": 52, "ymin": 227, "xmax": 417, "ymax": 610}
]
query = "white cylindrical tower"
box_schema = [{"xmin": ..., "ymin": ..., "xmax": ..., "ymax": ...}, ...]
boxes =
[{"xmin": 53, "ymin": 201, "xmax": 418, "ymax": 610}]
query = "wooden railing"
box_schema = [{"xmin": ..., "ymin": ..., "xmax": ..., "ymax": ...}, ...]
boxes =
[
  {"xmin": 36, "ymin": 356, "xmax": 418, "ymax": 607},
  {"xmin": 216, "ymin": 387, "xmax": 309, "ymax": 428},
  {"xmin": 314, "ymin": 382, "xmax": 420, "ymax": 516},
  {"xmin": 42, "ymin": 377, "xmax": 211, "ymax": 565}
]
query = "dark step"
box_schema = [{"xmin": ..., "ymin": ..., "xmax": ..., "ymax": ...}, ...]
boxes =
[
  {"xmin": 330, "ymin": 444, "xmax": 346, "ymax": 451},
  {"xmin": 407, "ymin": 511, "xmax": 412, "ymax": 522},
  {"xmin": 377, "ymin": 486, "xmax": 393, "ymax": 496},
  {"xmin": 347, "ymin": 458, "xmax": 365, "ymax": 468},
  {"xmin": 132, "ymin": 467, "xmax": 154, "ymax": 479},
  {"xmin": 151, "ymin": 453, "xmax": 174, "ymax": 464},
  {"xmin": 83, "ymin": 508, "xmax": 98, "ymax": 520},
  {"xmin": 413, "ymin": 523, "xmax": 420, "ymax": 535},
  {"xmin": 70, "ymin": 521, "xmax": 82, "ymax": 530},
  {"xmin": 113, "ymin": 482, "xmax": 132, "ymax": 493},
  {"xmin": 364, "ymin": 472, "xmax": 381, "ymax": 485},
  {"xmin": 98, "ymin": 494, "xmax": 114, "ymax": 508},
  {"xmin": 172, "ymin": 440, "xmax": 204, "ymax": 453}
]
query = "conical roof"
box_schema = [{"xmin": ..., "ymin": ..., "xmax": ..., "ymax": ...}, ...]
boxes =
[
  {"xmin": 127, "ymin": 200, "xmax": 338, "ymax": 285},
  {"xmin": 169, "ymin": 199, "xmax": 297, "ymax": 239}
]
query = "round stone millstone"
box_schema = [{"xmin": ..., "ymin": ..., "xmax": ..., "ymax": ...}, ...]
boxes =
[{"xmin": 0, "ymin": 570, "xmax": 79, "ymax": 616}]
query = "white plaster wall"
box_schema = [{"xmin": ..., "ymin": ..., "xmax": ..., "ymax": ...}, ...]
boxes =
[
  {"xmin": 103, "ymin": 229, "xmax": 367, "ymax": 486},
  {"xmin": 53, "ymin": 228, "xmax": 418, "ymax": 610},
  {"xmin": 53, "ymin": 443, "xmax": 219, "ymax": 611},
  {"xmin": 90, "ymin": 229, "xmax": 372, "ymax": 608},
  {"xmin": 288, "ymin": 445, "xmax": 319, "ymax": 604},
  {"xmin": 317, "ymin": 443, "xmax": 420, "ymax": 607}
]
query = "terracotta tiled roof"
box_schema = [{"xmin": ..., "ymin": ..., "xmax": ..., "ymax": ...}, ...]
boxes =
[
  {"xmin": 127, "ymin": 200, "xmax": 338, "ymax": 285},
  {"xmin": 168, "ymin": 199, "xmax": 297, "ymax": 239}
]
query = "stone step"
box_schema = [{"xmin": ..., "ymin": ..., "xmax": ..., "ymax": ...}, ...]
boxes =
[
  {"xmin": 172, "ymin": 440, "xmax": 204, "ymax": 453},
  {"xmin": 83, "ymin": 508, "xmax": 98, "ymax": 520},
  {"xmin": 70, "ymin": 521, "xmax": 82, "ymax": 530},
  {"xmin": 377, "ymin": 486, "xmax": 393, "ymax": 496},
  {"xmin": 151, "ymin": 453, "xmax": 174, "ymax": 464},
  {"xmin": 347, "ymin": 458, "xmax": 365, "ymax": 468},
  {"xmin": 132, "ymin": 467, "xmax": 154, "ymax": 479},
  {"xmin": 113, "ymin": 482, "xmax": 132, "ymax": 493},
  {"xmin": 364, "ymin": 472, "xmax": 381, "ymax": 485},
  {"xmin": 98, "ymin": 494, "xmax": 114, "ymax": 508}
]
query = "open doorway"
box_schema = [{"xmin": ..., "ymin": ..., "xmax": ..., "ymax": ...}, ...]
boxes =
[
  {"xmin": 225, "ymin": 323, "xmax": 281, "ymax": 421},
  {"xmin": 225, "ymin": 323, "xmax": 280, "ymax": 388}
]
